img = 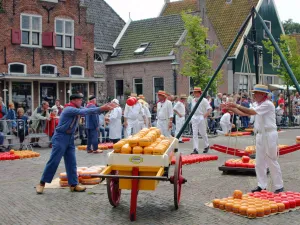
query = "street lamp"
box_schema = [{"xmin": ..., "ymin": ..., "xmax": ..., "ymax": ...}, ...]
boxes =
[{"xmin": 171, "ymin": 60, "xmax": 179, "ymax": 95}]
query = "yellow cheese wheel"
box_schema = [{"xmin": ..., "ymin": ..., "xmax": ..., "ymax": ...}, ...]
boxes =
[
  {"xmin": 128, "ymin": 137, "xmax": 139, "ymax": 147},
  {"xmin": 113, "ymin": 140, "xmax": 126, "ymax": 150},
  {"xmin": 59, "ymin": 180, "xmax": 69, "ymax": 187},
  {"xmin": 144, "ymin": 146, "xmax": 154, "ymax": 155},
  {"xmin": 138, "ymin": 137, "xmax": 152, "ymax": 147},
  {"xmin": 80, "ymin": 178, "xmax": 101, "ymax": 185},
  {"xmin": 132, "ymin": 146, "xmax": 144, "ymax": 154},
  {"xmin": 121, "ymin": 144, "xmax": 132, "ymax": 154}
]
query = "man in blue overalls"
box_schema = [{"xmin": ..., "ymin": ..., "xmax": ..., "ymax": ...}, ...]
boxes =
[
  {"xmin": 36, "ymin": 94, "xmax": 116, "ymax": 194},
  {"xmin": 85, "ymin": 95, "xmax": 101, "ymax": 153}
]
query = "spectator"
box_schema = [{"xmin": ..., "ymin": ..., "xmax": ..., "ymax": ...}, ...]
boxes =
[
  {"xmin": 151, "ymin": 105, "xmax": 157, "ymax": 126},
  {"xmin": 241, "ymin": 95, "xmax": 250, "ymax": 128},
  {"xmin": 52, "ymin": 99, "xmax": 64, "ymax": 116},
  {"xmin": 44, "ymin": 108, "xmax": 59, "ymax": 148},
  {"xmin": 30, "ymin": 101, "xmax": 50, "ymax": 147},
  {"xmin": 13, "ymin": 108, "xmax": 29, "ymax": 150},
  {"xmin": 276, "ymin": 103, "xmax": 284, "ymax": 125},
  {"xmin": 0, "ymin": 97, "xmax": 7, "ymax": 132},
  {"xmin": 2, "ymin": 102, "xmax": 16, "ymax": 134},
  {"xmin": 214, "ymin": 93, "xmax": 222, "ymax": 109},
  {"xmin": 277, "ymin": 93, "xmax": 285, "ymax": 107},
  {"xmin": 293, "ymin": 92, "xmax": 300, "ymax": 105}
]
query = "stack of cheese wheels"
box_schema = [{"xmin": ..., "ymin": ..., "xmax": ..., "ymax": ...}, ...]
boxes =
[
  {"xmin": 79, "ymin": 169, "xmax": 101, "ymax": 185},
  {"xmin": 59, "ymin": 172, "xmax": 69, "ymax": 187},
  {"xmin": 296, "ymin": 136, "xmax": 300, "ymax": 144},
  {"xmin": 113, "ymin": 128, "xmax": 171, "ymax": 155}
]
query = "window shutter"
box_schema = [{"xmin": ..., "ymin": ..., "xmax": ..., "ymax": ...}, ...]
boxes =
[
  {"xmin": 42, "ymin": 32, "xmax": 56, "ymax": 47},
  {"xmin": 53, "ymin": 33, "xmax": 56, "ymax": 47},
  {"xmin": 11, "ymin": 29, "xmax": 21, "ymax": 44},
  {"xmin": 74, "ymin": 36, "xmax": 83, "ymax": 50}
]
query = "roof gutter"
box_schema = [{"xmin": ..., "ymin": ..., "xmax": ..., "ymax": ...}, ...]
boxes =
[
  {"xmin": 105, "ymin": 55, "xmax": 175, "ymax": 65},
  {"xmin": 113, "ymin": 19, "xmax": 132, "ymax": 49}
]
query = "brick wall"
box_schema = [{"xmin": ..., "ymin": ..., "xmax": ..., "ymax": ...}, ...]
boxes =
[
  {"xmin": 0, "ymin": 0, "xmax": 94, "ymax": 77},
  {"xmin": 106, "ymin": 60, "xmax": 190, "ymax": 103}
]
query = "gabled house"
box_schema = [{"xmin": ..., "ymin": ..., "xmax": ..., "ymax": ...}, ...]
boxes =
[
  {"xmin": 105, "ymin": 14, "xmax": 189, "ymax": 103},
  {"xmin": 161, "ymin": 0, "xmax": 285, "ymax": 94}
]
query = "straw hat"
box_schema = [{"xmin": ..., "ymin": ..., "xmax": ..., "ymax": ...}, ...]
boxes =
[
  {"xmin": 138, "ymin": 94, "xmax": 145, "ymax": 100},
  {"xmin": 193, "ymin": 87, "xmax": 202, "ymax": 93},
  {"xmin": 251, "ymin": 84, "xmax": 270, "ymax": 94},
  {"xmin": 130, "ymin": 93, "xmax": 138, "ymax": 97},
  {"xmin": 179, "ymin": 94, "xmax": 188, "ymax": 99},
  {"xmin": 157, "ymin": 90, "xmax": 167, "ymax": 97}
]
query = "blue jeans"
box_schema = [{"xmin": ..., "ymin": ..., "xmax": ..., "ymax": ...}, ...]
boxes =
[
  {"xmin": 99, "ymin": 126, "xmax": 109, "ymax": 142},
  {"xmin": 41, "ymin": 132, "xmax": 78, "ymax": 185},
  {"xmin": 87, "ymin": 129, "xmax": 98, "ymax": 151},
  {"xmin": 241, "ymin": 116, "xmax": 249, "ymax": 128}
]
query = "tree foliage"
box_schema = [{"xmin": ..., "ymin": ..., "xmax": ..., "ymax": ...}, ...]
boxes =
[
  {"xmin": 263, "ymin": 35, "xmax": 300, "ymax": 86},
  {"xmin": 283, "ymin": 19, "xmax": 300, "ymax": 35},
  {"xmin": 180, "ymin": 12, "xmax": 222, "ymax": 93}
]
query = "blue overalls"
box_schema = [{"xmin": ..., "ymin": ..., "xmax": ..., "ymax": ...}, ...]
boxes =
[
  {"xmin": 41, "ymin": 106, "xmax": 102, "ymax": 185},
  {"xmin": 85, "ymin": 103, "xmax": 99, "ymax": 151}
]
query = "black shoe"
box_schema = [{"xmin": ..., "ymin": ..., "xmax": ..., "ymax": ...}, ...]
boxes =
[
  {"xmin": 191, "ymin": 149, "xmax": 199, "ymax": 154},
  {"xmin": 179, "ymin": 141, "xmax": 184, "ymax": 143},
  {"xmin": 274, "ymin": 187, "xmax": 284, "ymax": 194},
  {"xmin": 203, "ymin": 146, "xmax": 210, "ymax": 153},
  {"xmin": 251, "ymin": 186, "xmax": 266, "ymax": 193},
  {"xmin": 33, "ymin": 144, "xmax": 42, "ymax": 148}
]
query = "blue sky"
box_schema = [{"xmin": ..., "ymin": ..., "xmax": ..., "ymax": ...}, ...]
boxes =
[{"xmin": 105, "ymin": 0, "xmax": 300, "ymax": 23}]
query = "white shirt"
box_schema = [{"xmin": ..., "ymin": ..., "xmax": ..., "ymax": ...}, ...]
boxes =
[
  {"xmin": 191, "ymin": 98, "xmax": 212, "ymax": 122},
  {"xmin": 173, "ymin": 101, "xmax": 185, "ymax": 117},
  {"xmin": 254, "ymin": 100, "xmax": 277, "ymax": 131},
  {"xmin": 220, "ymin": 112, "xmax": 231, "ymax": 125},
  {"xmin": 157, "ymin": 100, "xmax": 173, "ymax": 120},
  {"xmin": 124, "ymin": 102, "xmax": 143, "ymax": 120}
]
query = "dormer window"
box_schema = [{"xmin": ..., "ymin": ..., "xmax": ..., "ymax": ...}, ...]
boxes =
[
  {"xmin": 134, "ymin": 43, "xmax": 150, "ymax": 55},
  {"xmin": 94, "ymin": 52, "xmax": 103, "ymax": 62},
  {"xmin": 111, "ymin": 49, "xmax": 121, "ymax": 58}
]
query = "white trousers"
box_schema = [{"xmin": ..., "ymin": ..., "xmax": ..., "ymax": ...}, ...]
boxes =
[
  {"xmin": 256, "ymin": 131, "xmax": 283, "ymax": 190},
  {"xmin": 137, "ymin": 120, "xmax": 145, "ymax": 132},
  {"xmin": 219, "ymin": 122, "xmax": 231, "ymax": 134},
  {"xmin": 192, "ymin": 119, "xmax": 209, "ymax": 150},
  {"xmin": 175, "ymin": 117, "xmax": 185, "ymax": 140},
  {"xmin": 157, "ymin": 119, "xmax": 170, "ymax": 137},
  {"xmin": 126, "ymin": 119, "xmax": 139, "ymax": 137}
]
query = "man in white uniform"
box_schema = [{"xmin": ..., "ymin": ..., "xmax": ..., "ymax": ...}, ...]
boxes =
[
  {"xmin": 173, "ymin": 94, "xmax": 187, "ymax": 143},
  {"xmin": 107, "ymin": 99, "xmax": 122, "ymax": 143},
  {"xmin": 217, "ymin": 110, "xmax": 235, "ymax": 135},
  {"xmin": 191, "ymin": 87, "xmax": 212, "ymax": 154},
  {"xmin": 226, "ymin": 84, "xmax": 284, "ymax": 193},
  {"xmin": 137, "ymin": 95, "xmax": 151, "ymax": 129},
  {"xmin": 156, "ymin": 90, "xmax": 173, "ymax": 137},
  {"xmin": 124, "ymin": 93, "xmax": 144, "ymax": 137}
]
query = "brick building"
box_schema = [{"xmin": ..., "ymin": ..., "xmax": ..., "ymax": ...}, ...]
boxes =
[
  {"xmin": 105, "ymin": 14, "xmax": 189, "ymax": 103},
  {"xmin": 0, "ymin": 0, "xmax": 106, "ymax": 114}
]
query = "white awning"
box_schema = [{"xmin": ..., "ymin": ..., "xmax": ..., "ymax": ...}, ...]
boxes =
[{"xmin": 268, "ymin": 84, "xmax": 296, "ymax": 91}]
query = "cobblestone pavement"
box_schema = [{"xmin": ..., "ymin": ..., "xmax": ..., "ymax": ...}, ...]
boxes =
[{"xmin": 1, "ymin": 130, "xmax": 300, "ymax": 225}]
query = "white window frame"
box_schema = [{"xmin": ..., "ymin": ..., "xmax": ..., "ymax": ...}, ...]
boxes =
[
  {"xmin": 94, "ymin": 52, "xmax": 103, "ymax": 62},
  {"xmin": 55, "ymin": 18, "xmax": 74, "ymax": 51},
  {"xmin": 40, "ymin": 0, "xmax": 58, "ymax": 2},
  {"xmin": 239, "ymin": 74, "xmax": 249, "ymax": 93},
  {"xmin": 8, "ymin": 62, "xmax": 27, "ymax": 75},
  {"xmin": 263, "ymin": 20, "xmax": 271, "ymax": 39},
  {"xmin": 133, "ymin": 78, "xmax": 143, "ymax": 95},
  {"xmin": 69, "ymin": 66, "xmax": 84, "ymax": 77},
  {"xmin": 20, "ymin": 13, "xmax": 42, "ymax": 48},
  {"xmin": 40, "ymin": 64, "xmax": 57, "ymax": 77},
  {"xmin": 134, "ymin": 43, "xmax": 149, "ymax": 54},
  {"xmin": 153, "ymin": 77, "xmax": 165, "ymax": 102}
]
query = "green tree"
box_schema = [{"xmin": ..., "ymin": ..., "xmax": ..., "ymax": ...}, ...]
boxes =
[
  {"xmin": 263, "ymin": 35, "xmax": 300, "ymax": 86},
  {"xmin": 180, "ymin": 12, "xmax": 222, "ymax": 93},
  {"xmin": 283, "ymin": 19, "xmax": 300, "ymax": 34},
  {"xmin": 263, "ymin": 35, "xmax": 300, "ymax": 125}
]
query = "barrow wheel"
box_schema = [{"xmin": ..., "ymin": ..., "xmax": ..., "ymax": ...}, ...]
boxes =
[
  {"xmin": 174, "ymin": 152, "xmax": 183, "ymax": 209},
  {"xmin": 107, "ymin": 170, "xmax": 121, "ymax": 207}
]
